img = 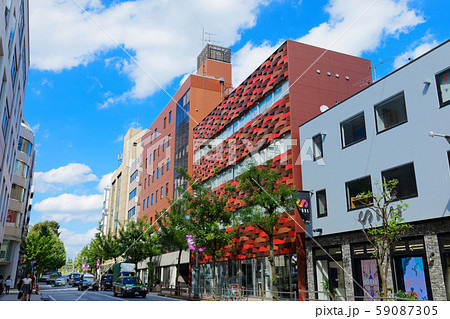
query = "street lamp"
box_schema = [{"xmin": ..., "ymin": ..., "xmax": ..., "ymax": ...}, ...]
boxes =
[{"xmin": 429, "ymin": 131, "xmax": 450, "ymax": 144}]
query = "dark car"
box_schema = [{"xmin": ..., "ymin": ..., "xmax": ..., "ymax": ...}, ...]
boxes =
[
  {"xmin": 77, "ymin": 274, "xmax": 99, "ymax": 291},
  {"xmin": 100, "ymin": 274, "xmax": 113, "ymax": 291},
  {"xmin": 72, "ymin": 277, "xmax": 81, "ymax": 287},
  {"xmin": 113, "ymin": 276, "xmax": 147, "ymax": 298}
]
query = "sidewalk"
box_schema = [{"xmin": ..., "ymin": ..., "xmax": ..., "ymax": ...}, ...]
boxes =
[{"xmin": 0, "ymin": 289, "xmax": 41, "ymax": 301}]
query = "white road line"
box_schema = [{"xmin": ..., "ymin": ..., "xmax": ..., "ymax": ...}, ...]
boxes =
[{"xmin": 90, "ymin": 291, "xmax": 124, "ymax": 301}]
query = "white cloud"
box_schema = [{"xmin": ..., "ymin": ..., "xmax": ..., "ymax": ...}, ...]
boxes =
[
  {"xmin": 60, "ymin": 227, "xmax": 99, "ymax": 258},
  {"xmin": 34, "ymin": 163, "xmax": 98, "ymax": 193},
  {"xmin": 229, "ymin": 0, "xmax": 424, "ymax": 89},
  {"xmin": 35, "ymin": 193, "xmax": 103, "ymax": 212},
  {"xmin": 296, "ymin": 0, "xmax": 424, "ymax": 56},
  {"xmin": 232, "ymin": 40, "xmax": 284, "ymax": 87},
  {"xmin": 30, "ymin": 0, "xmax": 267, "ymax": 106},
  {"xmin": 393, "ymin": 35, "xmax": 438, "ymax": 69},
  {"xmin": 96, "ymin": 172, "xmax": 113, "ymax": 192}
]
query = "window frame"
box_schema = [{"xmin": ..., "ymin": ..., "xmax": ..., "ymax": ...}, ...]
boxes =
[
  {"xmin": 345, "ymin": 175, "xmax": 373, "ymax": 211},
  {"xmin": 316, "ymin": 189, "xmax": 327, "ymax": 218},
  {"xmin": 374, "ymin": 91, "xmax": 408, "ymax": 134},
  {"xmin": 381, "ymin": 162, "xmax": 418, "ymax": 201},
  {"xmin": 312, "ymin": 134, "xmax": 323, "ymax": 161},
  {"xmin": 436, "ymin": 67, "xmax": 450, "ymax": 108},
  {"xmin": 340, "ymin": 112, "xmax": 367, "ymax": 149}
]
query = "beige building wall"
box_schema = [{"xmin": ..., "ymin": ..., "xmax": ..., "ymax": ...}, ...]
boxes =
[{"xmin": 106, "ymin": 128, "xmax": 145, "ymax": 235}]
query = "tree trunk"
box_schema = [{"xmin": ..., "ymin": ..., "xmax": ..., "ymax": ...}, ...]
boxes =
[
  {"xmin": 268, "ymin": 234, "xmax": 278, "ymax": 300},
  {"xmin": 176, "ymin": 249, "xmax": 182, "ymax": 295}
]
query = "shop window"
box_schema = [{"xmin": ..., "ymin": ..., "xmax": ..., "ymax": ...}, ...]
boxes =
[
  {"xmin": 313, "ymin": 247, "xmax": 345, "ymax": 300},
  {"xmin": 439, "ymin": 234, "xmax": 450, "ymax": 300},
  {"xmin": 316, "ymin": 189, "xmax": 327, "ymax": 218},
  {"xmin": 313, "ymin": 134, "xmax": 323, "ymax": 161},
  {"xmin": 374, "ymin": 92, "xmax": 408, "ymax": 133},
  {"xmin": 345, "ymin": 176, "xmax": 373, "ymax": 210},
  {"xmin": 381, "ymin": 162, "xmax": 418, "ymax": 200},
  {"xmin": 351, "ymin": 243, "xmax": 381, "ymax": 300},
  {"xmin": 391, "ymin": 238, "xmax": 431, "ymax": 300},
  {"xmin": 341, "ymin": 112, "xmax": 366, "ymax": 148},
  {"xmin": 436, "ymin": 68, "xmax": 450, "ymax": 108}
]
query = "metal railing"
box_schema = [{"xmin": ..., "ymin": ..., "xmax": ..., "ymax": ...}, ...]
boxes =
[{"xmin": 298, "ymin": 290, "xmax": 426, "ymax": 301}]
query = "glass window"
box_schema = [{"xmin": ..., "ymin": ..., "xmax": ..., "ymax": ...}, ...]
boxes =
[
  {"xmin": 375, "ymin": 92, "xmax": 408, "ymax": 132},
  {"xmin": 6, "ymin": 210, "xmax": 20, "ymax": 226},
  {"xmin": 129, "ymin": 188, "xmax": 137, "ymax": 200},
  {"xmin": 162, "ymin": 163, "xmax": 164, "ymax": 175},
  {"xmin": 436, "ymin": 68, "xmax": 450, "ymax": 107},
  {"xmin": 2, "ymin": 107, "xmax": 9, "ymax": 138},
  {"xmin": 313, "ymin": 134, "xmax": 323, "ymax": 161},
  {"xmin": 341, "ymin": 112, "xmax": 366, "ymax": 148},
  {"xmin": 169, "ymin": 111, "xmax": 172, "ymax": 123},
  {"xmin": 345, "ymin": 176, "xmax": 373, "ymax": 210},
  {"xmin": 144, "ymin": 178, "xmax": 147, "ymax": 189},
  {"xmin": 14, "ymin": 160, "xmax": 29, "ymax": 178},
  {"xmin": 130, "ymin": 170, "xmax": 138, "ymax": 183},
  {"xmin": 168, "ymin": 134, "xmax": 171, "ymax": 146},
  {"xmin": 381, "ymin": 162, "xmax": 418, "ymax": 199},
  {"xmin": 164, "ymin": 117, "xmax": 167, "ymax": 129},
  {"xmin": 316, "ymin": 189, "xmax": 327, "ymax": 218},
  {"xmin": 10, "ymin": 184, "xmax": 25, "ymax": 202},
  {"xmin": 157, "ymin": 167, "xmax": 159, "ymax": 179},
  {"xmin": 166, "ymin": 183, "xmax": 169, "ymax": 197},
  {"xmin": 147, "ymin": 196, "xmax": 149, "ymax": 208},
  {"xmin": 151, "ymin": 194, "xmax": 154, "ymax": 205},
  {"xmin": 152, "ymin": 171, "xmax": 155, "ymax": 183},
  {"xmin": 128, "ymin": 207, "xmax": 135, "ymax": 218},
  {"xmin": 161, "ymin": 187, "xmax": 164, "ymax": 199},
  {"xmin": 156, "ymin": 190, "xmax": 158, "ymax": 203},
  {"xmin": 167, "ymin": 158, "xmax": 170, "ymax": 171}
]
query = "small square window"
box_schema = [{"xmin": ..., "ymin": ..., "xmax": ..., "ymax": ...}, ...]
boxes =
[
  {"xmin": 436, "ymin": 68, "xmax": 450, "ymax": 108},
  {"xmin": 312, "ymin": 134, "xmax": 323, "ymax": 161},
  {"xmin": 316, "ymin": 189, "xmax": 327, "ymax": 218},
  {"xmin": 375, "ymin": 92, "xmax": 407, "ymax": 133},
  {"xmin": 381, "ymin": 162, "xmax": 418, "ymax": 200},
  {"xmin": 345, "ymin": 176, "xmax": 373, "ymax": 210},
  {"xmin": 341, "ymin": 112, "xmax": 366, "ymax": 148}
]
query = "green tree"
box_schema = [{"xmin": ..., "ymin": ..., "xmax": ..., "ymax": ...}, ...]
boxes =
[
  {"xmin": 178, "ymin": 168, "xmax": 234, "ymax": 300},
  {"xmin": 237, "ymin": 163, "xmax": 297, "ymax": 300},
  {"xmin": 358, "ymin": 179, "xmax": 411, "ymax": 299},
  {"xmin": 117, "ymin": 219, "xmax": 161, "ymax": 273},
  {"xmin": 157, "ymin": 198, "xmax": 189, "ymax": 291},
  {"xmin": 23, "ymin": 221, "xmax": 66, "ymax": 277}
]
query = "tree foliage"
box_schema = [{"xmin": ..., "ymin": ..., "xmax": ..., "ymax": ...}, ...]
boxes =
[
  {"xmin": 237, "ymin": 163, "xmax": 297, "ymax": 300},
  {"xmin": 358, "ymin": 179, "xmax": 412, "ymax": 299},
  {"xmin": 177, "ymin": 167, "xmax": 234, "ymax": 300},
  {"xmin": 23, "ymin": 220, "xmax": 66, "ymax": 275}
]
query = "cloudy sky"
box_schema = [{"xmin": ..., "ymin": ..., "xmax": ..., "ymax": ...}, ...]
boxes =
[{"xmin": 26, "ymin": 0, "xmax": 449, "ymax": 258}]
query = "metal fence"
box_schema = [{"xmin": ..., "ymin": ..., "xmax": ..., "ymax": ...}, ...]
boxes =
[{"xmin": 298, "ymin": 290, "xmax": 425, "ymax": 301}]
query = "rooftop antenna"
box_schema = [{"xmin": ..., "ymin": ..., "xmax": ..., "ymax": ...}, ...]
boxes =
[{"xmin": 370, "ymin": 58, "xmax": 392, "ymax": 82}]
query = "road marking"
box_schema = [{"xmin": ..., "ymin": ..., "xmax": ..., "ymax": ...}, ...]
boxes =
[{"xmin": 90, "ymin": 291, "xmax": 124, "ymax": 301}]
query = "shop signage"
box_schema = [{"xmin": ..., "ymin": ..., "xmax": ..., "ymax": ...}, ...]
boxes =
[{"xmin": 295, "ymin": 190, "xmax": 311, "ymax": 224}]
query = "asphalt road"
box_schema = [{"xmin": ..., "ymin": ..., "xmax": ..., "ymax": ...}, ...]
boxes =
[{"xmin": 37, "ymin": 282, "xmax": 181, "ymax": 301}]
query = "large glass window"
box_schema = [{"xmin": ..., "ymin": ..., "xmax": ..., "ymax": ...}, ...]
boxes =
[
  {"xmin": 316, "ymin": 189, "xmax": 327, "ymax": 218},
  {"xmin": 436, "ymin": 68, "xmax": 450, "ymax": 108},
  {"xmin": 13, "ymin": 160, "xmax": 29, "ymax": 178},
  {"xmin": 341, "ymin": 112, "xmax": 366, "ymax": 148},
  {"xmin": 381, "ymin": 162, "xmax": 418, "ymax": 200},
  {"xmin": 375, "ymin": 92, "xmax": 408, "ymax": 133},
  {"xmin": 345, "ymin": 176, "xmax": 373, "ymax": 210},
  {"xmin": 10, "ymin": 184, "xmax": 25, "ymax": 202},
  {"xmin": 6, "ymin": 210, "xmax": 20, "ymax": 227},
  {"xmin": 18, "ymin": 137, "xmax": 32, "ymax": 156},
  {"xmin": 130, "ymin": 170, "xmax": 138, "ymax": 183}
]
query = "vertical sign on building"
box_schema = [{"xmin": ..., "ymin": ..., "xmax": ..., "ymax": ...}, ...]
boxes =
[{"xmin": 295, "ymin": 190, "xmax": 311, "ymax": 224}]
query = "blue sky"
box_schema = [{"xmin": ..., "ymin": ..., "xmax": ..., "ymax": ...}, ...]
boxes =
[{"xmin": 25, "ymin": 0, "xmax": 450, "ymax": 258}]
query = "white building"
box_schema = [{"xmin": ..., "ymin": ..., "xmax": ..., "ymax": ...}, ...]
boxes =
[
  {"xmin": 299, "ymin": 40, "xmax": 450, "ymax": 300},
  {"xmin": 0, "ymin": 0, "xmax": 30, "ymax": 276},
  {"xmin": 1, "ymin": 119, "xmax": 35, "ymax": 281}
]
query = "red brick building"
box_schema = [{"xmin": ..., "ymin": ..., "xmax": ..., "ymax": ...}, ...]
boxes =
[{"xmin": 192, "ymin": 40, "xmax": 372, "ymax": 299}]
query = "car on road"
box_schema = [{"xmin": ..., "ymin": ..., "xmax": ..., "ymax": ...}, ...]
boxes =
[
  {"xmin": 54, "ymin": 278, "xmax": 66, "ymax": 286},
  {"xmin": 78, "ymin": 273, "xmax": 99, "ymax": 291},
  {"xmin": 68, "ymin": 272, "xmax": 81, "ymax": 286},
  {"xmin": 100, "ymin": 274, "xmax": 113, "ymax": 291},
  {"xmin": 113, "ymin": 276, "xmax": 147, "ymax": 298}
]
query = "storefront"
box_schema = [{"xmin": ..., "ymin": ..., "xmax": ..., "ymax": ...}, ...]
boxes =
[
  {"xmin": 351, "ymin": 242, "xmax": 381, "ymax": 300},
  {"xmin": 439, "ymin": 233, "xmax": 450, "ymax": 300},
  {"xmin": 312, "ymin": 246, "xmax": 345, "ymax": 300},
  {"xmin": 391, "ymin": 237, "xmax": 432, "ymax": 300},
  {"xmin": 198, "ymin": 254, "xmax": 298, "ymax": 299}
]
